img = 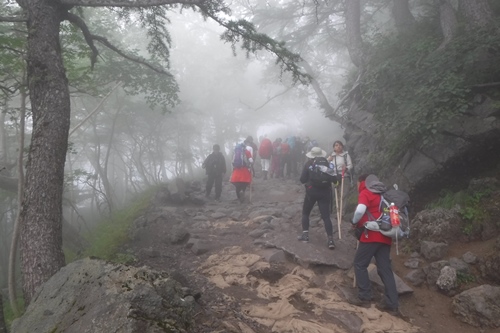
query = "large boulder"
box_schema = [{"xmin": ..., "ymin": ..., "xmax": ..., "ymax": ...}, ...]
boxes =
[
  {"xmin": 12, "ymin": 258, "xmax": 196, "ymax": 333},
  {"xmin": 478, "ymin": 249, "xmax": 500, "ymax": 285},
  {"xmin": 345, "ymin": 96, "xmax": 500, "ymax": 201},
  {"xmin": 452, "ymin": 285, "xmax": 500, "ymax": 328},
  {"xmin": 420, "ymin": 240, "xmax": 449, "ymax": 261},
  {"xmin": 411, "ymin": 208, "xmax": 463, "ymax": 244}
]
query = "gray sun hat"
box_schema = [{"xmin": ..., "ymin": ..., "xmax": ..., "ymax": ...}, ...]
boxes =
[{"xmin": 306, "ymin": 147, "xmax": 327, "ymax": 159}]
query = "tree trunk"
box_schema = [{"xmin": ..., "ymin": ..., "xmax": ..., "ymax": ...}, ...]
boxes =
[
  {"xmin": 8, "ymin": 84, "xmax": 27, "ymax": 317},
  {"xmin": 300, "ymin": 60, "xmax": 343, "ymax": 124},
  {"xmin": 19, "ymin": 0, "xmax": 68, "ymax": 305},
  {"xmin": 0, "ymin": 295, "xmax": 7, "ymax": 333},
  {"xmin": 438, "ymin": 0, "xmax": 458, "ymax": 50},
  {"xmin": 0, "ymin": 101, "xmax": 8, "ymax": 166},
  {"xmin": 345, "ymin": 0, "xmax": 364, "ymax": 68},
  {"xmin": 459, "ymin": 0, "xmax": 492, "ymax": 30},
  {"xmin": 392, "ymin": 0, "xmax": 415, "ymax": 35}
]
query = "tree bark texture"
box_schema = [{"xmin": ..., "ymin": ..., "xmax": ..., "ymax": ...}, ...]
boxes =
[
  {"xmin": 19, "ymin": 0, "xmax": 68, "ymax": 304},
  {"xmin": 392, "ymin": 0, "xmax": 415, "ymax": 35},
  {"xmin": 459, "ymin": 0, "xmax": 492, "ymax": 30},
  {"xmin": 438, "ymin": 0, "xmax": 458, "ymax": 50},
  {"xmin": 345, "ymin": 0, "xmax": 363, "ymax": 68},
  {"xmin": 0, "ymin": 295, "xmax": 7, "ymax": 333}
]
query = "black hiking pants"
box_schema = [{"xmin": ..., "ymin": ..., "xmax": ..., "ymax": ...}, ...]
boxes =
[
  {"xmin": 301, "ymin": 186, "xmax": 333, "ymax": 237},
  {"xmin": 206, "ymin": 172, "xmax": 223, "ymax": 199},
  {"xmin": 354, "ymin": 242, "xmax": 398, "ymax": 310}
]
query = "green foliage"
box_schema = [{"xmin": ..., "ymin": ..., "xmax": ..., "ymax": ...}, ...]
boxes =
[
  {"xmin": 426, "ymin": 189, "xmax": 467, "ymax": 209},
  {"xmin": 3, "ymin": 297, "xmax": 25, "ymax": 328},
  {"xmin": 60, "ymin": 8, "xmax": 181, "ymax": 112},
  {"xmin": 341, "ymin": 20, "xmax": 500, "ymax": 164},
  {"xmin": 456, "ymin": 271, "xmax": 476, "ymax": 286},
  {"xmin": 427, "ymin": 188, "xmax": 492, "ymax": 236},
  {"xmin": 460, "ymin": 190, "xmax": 491, "ymax": 236},
  {"xmin": 0, "ymin": 14, "xmax": 27, "ymax": 100},
  {"xmin": 78, "ymin": 187, "xmax": 156, "ymax": 263}
]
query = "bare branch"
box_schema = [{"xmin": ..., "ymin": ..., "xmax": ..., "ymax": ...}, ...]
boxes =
[
  {"xmin": 248, "ymin": 86, "xmax": 294, "ymax": 112},
  {"xmin": 69, "ymin": 82, "xmax": 122, "ymax": 137},
  {"xmin": 329, "ymin": 72, "xmax": 362, "ymax": 121},
  {"xmin": 0, "ymin": 16, "xmax": 26, "ymax": 23},
  {"xmin": 60, "ymin": 0, "xmax": 202, "ymax": 7},
  {"xmin": 64, "ymin": 12, "xmax": 99, "ymax": 69},
  {"xmin": 0, "ymin": 85, "xmax": 15, "ymax": 95},
  {"xmin": 469, "ymin": 82, "xmax": 500, "ymax": 89},
  {"xmin": 0, "ymin": 45, "xmax": 25, "ymax": 56}
]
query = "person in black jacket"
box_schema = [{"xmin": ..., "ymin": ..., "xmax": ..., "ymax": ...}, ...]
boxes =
[
  {"xmin": 297, "ymin": 147, "xmax": 335, "ymax": 249},
  {"xmin": 202, "ymin": 144, "xmax": 227, "ymax": 201}
]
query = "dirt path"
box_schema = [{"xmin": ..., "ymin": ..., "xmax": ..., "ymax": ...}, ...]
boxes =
[{"xmin": 125, "ymin": 176, "xmax": 491, "ymax": 333}]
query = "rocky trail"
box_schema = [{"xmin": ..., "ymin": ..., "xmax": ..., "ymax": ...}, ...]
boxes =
[{"xmin": 124, "ymin": 176, "xmax": 494, "ymax": 333}]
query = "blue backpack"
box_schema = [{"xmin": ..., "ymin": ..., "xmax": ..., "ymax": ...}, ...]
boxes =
[{"xmin": 232, "ymin": 143, "xmax": 249, "ymax": 168}]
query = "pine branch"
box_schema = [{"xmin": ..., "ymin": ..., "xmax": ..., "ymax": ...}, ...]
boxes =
[
  {"xmin": 92, "ymin": 35, "xmax": 173, "ymax": 76},
  {"xmin": 63, "ymin": 12, "xmax": 173, "ymax": 76}
]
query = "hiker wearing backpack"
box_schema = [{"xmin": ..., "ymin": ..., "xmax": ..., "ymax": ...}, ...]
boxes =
[
  {"xmin": 297, "ymin": 147, "xmax": 337, "ymax": 249},
  {"xmin": 350, "ymin": 174, "xmax": 402, "ymax": 317},
  {"xmin": 258, "ymin": 136, "xmax": 273, "ymax": 180},
  {"xmin": 202, "ymin": 144, "xmax": 227, "ymax": 201},
  {"xmin": 327, "ymin": 140, "xmax": 354, "ymax": 216},
  {"xmin": 230, "ymin": 142, "xmax": 253, "ymax": 203},
  {"xmin": 245, "ymin": 136, "xmax": 258, "ymax": 177}
]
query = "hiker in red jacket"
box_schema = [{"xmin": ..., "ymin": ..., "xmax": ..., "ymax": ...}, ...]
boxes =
[
  {"xmin": 258, "ymin": 136, "xmax": 273, "ymax": 180},
  {"xmin": 230, "ymin": 144, "xmax": 253, "ymax": 203},
  {"xmin": 350, "ymin": 174, "xmax": 401, "ymax": 317},
  {"xmin": 280, "ymin": 140, "xmax": 291, "ymax": 178}
]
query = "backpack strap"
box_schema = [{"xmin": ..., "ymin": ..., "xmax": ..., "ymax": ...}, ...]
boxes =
[
  {"xmin": 365, "ymin": 194, "xmax": 386, "ymax": 221},
  {"xmin": 380, "ymin": 194, "xmax": 390, "ymax": 210}
]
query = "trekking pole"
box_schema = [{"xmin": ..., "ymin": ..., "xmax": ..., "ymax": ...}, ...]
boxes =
[
  {"xmin": 334, "ymin": 184, "xmax": 340, "ymax": 231},
  {"xmin": 338, "ymin": 170, "xmax": 345, "ymax": 239},
  {"xmin": 352, "ymin": 240, "xmax": 359, "ymax": 288},
  {"xmin": 249, "ymin": 178, "xmax": 253, "ymax": 203},
  {"xmin": 330, "ymin": 186, "xmax": 334, "ymax": 214}
]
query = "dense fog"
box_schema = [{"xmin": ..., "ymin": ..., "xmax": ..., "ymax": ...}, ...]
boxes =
[{"xmin": 4, "ymin": 0, "xmax": 497, "ymax": 319}]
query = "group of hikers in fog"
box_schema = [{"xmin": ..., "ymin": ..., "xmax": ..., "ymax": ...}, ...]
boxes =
[{"xmin": 202, "ymin": 136, "xmax": 403, "ymax": 318}]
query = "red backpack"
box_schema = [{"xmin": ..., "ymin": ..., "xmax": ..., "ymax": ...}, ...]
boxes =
[{"xmin": 258, "ymin": 138, "xmax": 273, "ymax": 159}]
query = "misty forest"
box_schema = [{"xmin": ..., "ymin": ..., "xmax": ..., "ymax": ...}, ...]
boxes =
[{"xmin": 1, "ymin": 0, "xmax": 500, "ymax": 332}]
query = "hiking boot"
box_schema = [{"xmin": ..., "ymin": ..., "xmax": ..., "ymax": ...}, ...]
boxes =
[
  {"xmin": 327, "ymin": 238, "xmax": 335, "ymax": 250},
  {"xmin": 297, "ymin": 232, "xmax": 309, "ymax": 242},
  {"xmin": 348, "ymin": 297, "xmax": 371, "ymax": 308},
  {"xmin": 376, "ymin": 303, "xmax": 408, "ymax": 319}
]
